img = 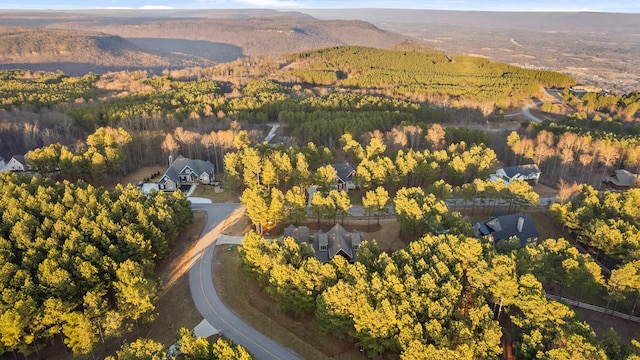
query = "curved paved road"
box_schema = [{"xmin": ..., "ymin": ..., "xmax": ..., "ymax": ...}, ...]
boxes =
[{"xmin": 189, "ymin": 203, "xmax": 300, "ymax": 360}]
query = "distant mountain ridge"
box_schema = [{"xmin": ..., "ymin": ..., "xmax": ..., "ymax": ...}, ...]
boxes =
[
  {"xmin": 0, "ymin": 11, "xmax": 410, "ymax": 75},
  {"xmin": 0, "ymin": 26, "xmax": 214, "ymax": 74},
  {"xmin": 48, "ymin": 17, "xmax": 408, "ymax": 57}
]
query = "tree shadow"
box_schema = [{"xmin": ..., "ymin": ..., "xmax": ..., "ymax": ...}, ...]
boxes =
[{"xmin": 127, "ymin": 38, "xmax": 245, "ymax": 63}]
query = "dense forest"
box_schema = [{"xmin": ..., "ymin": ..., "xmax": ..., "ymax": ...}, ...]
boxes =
[
  {"xmin": 240, "ymin": 230, "xmax": 624, "ymax": 359},
  {"xmin": 0, "ymin": 46, "xmax": 583, "ymax": 164},
  {"xmin": 229, "ymin": 129, "xmax": 632, "ymax": 358},
  {"xmin": 1, "ymin": 43, "xmax": 640, "ymax": 359},
  {"xmin": 0, "ymin": 172, "xmax": 192, "ymax": 358},
  {"xmin": 288, "ymin": 47, "xmax": 576, "ymax": 109}
]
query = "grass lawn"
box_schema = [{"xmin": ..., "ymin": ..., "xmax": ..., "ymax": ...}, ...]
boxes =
[
  {"xmin": 527, "ymin": 210, "xmax": 571, "ymax": 241},
  {"xmin": 190, "ymin": 183, "xmax": 240, "ymax": 203},
  {"xmin": 120, "ymin": 165, "xmax": 167, "ymax": 185}
]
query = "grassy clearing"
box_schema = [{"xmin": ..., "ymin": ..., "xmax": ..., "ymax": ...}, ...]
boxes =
[
  {"xmin": 190, "ymin": 183, "xmax": 240, "ymax": 203},
  {"xmin": 122, "ymin": 165, "xmax": 166, "ymax": 184},
  {"xmin": 528, "ymin": 210, "xmax": 570, "ymax": 241}
]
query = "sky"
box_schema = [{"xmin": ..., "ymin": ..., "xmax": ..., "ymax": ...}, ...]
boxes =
[{"xmin": 0, "ymin": 0, "xmax": 639, "ymax": 13}]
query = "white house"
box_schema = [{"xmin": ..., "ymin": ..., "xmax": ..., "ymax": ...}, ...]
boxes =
[
  {"xmin": 4, "ymin": 155, "xmax": 27, "ymax": 172},
  {"xmin": 494, "ymin": 164, "xmax": 541, "ymax": 185},
  {"xmin": 157, "ymin": 155, "xmax": 215, "ymax": 191}
]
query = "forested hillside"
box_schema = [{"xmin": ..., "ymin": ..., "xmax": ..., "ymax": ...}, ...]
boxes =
[
  {"xmin": 0, "ymin": 26, "xmax": 209, "ymax": 75},
  {"xmin": 0, "ymin": 45, "xmax": 578, "ymax": 163},
  {"xmin": 287, "ymin": 46, "xmax": 575, "ymax": 110}
]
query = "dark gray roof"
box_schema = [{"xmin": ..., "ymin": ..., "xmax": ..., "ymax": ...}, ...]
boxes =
[
  {"xmin": 317, "ymin": 231, "xmax": 328, "ymax": 248},
  {"xmin": 314, "ymin": 231, "xmax": 330, "ymax": 263},
  {"xmin": 12, "ymin": 155, "xmax": 27, "ymax": 166},
  {"xmin": 284, "ymin": 223, "xmax": 363, "ymax": 263},
  {"xmin": 331, "ymin": 162, "xmax": 356, "ymax": 182},
  {"xmin": 351, "ymin": 231, "xmax": 362, "ymax": 249},
  {"xmin": 486, "ymin": 213, "xmax": 539, "ymax": 247},
  {"xmin": 284, "ymin": 224, "xmax": 309, "ymax": 241},
  {"xmin": 502, "ymin": 164, "xmax": 540, "ymax": 179},
  {"xmin": 327, "ymin": 224, "xmax": 353, "ymax": 260},
  {"xmin": 158, "ymin": 155, "xmax": 214, "ymax": 184}
]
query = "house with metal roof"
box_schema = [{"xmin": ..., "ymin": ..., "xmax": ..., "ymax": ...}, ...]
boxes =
[
  {"xmin": 284, "ymin": 223, "xmax": 363, "ymax": 263},
  {"xmin": 603, "ymin": 169, "xmax": 639, "ymax": 189},
  {"xmin": 473, "ymin": 213, "xmax": 539, "ymax": 247},
  {"xmin": 157, "ymin": 155, "xmax": 215, "ymax": 191}
]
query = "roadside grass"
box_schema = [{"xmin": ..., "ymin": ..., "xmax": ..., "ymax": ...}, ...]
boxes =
[
  {"xmin": 151, "ymin": 211, "xmax": 209, "ymax": 345},
  {"xmin": 213, "ymin": 245, "xmax": 361, "ymax": 359}
]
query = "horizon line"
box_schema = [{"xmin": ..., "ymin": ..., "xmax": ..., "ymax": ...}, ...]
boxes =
[{"xmin": 0, "ymin": 7, "xmax": 639, "ymax": 14}]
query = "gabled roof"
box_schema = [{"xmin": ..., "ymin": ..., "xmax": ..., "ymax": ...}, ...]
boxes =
[
  {"xmin": 327, "ymin": 224, "xmax": 353, "ymax": 260},
  {"xmin": 284, "ymin": 223, "xmax": 363, "ymax": 263},
  {"xmin": 158, "ymin": 167, "xmax": 178, "ymax": 184},
  {"xmin": 160, "ymin": 155, "xmax": 214, "ymax": 184},
  {"xmin": 604, "ymin": 169, "xmax": 639, "ymax": 188},
  {"xmin": 501, "ymin": 164, "xmax": 540, "ymax": 179},
  {"xmin": 482, "ymin": 213, "xmax": 539, "ymax": 247},
  {"xmin": 332, "ymin": 161, "xmax": 356, "ymax": 182},
  {"xmin": 171, "ymin": 155, "xmax": 214, "ymax": 176},
  {"xmin": 284, "ymin": 224, "xmax": 310, "ymax": 241},
  {"xmin": 12, "ymin": 155, "xmax": 27, "ymax": 166}
]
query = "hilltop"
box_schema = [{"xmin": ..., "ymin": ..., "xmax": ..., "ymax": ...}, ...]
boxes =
[
  {"xmin": 0, "ymin": 26, "xmax": 212, "ymax": 74},
  {"xmin": 0, "ymin": 11, "xmax": 409, "ymax": 75},
  {"xmin": 303, "ymin": 9, "xmax": 640, "ymax": 93}
]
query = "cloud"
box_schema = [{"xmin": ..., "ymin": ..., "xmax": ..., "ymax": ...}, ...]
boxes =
[{"xmin": 139, "ymin": 5, "xmax": 175, "ymax": 9}]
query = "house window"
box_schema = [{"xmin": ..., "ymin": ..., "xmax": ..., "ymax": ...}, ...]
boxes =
[{"xmin": 320, "ymin": 245, "xmax": 328, "ymax": 251}]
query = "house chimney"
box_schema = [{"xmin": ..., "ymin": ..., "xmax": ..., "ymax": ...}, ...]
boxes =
[
  {"xmin": 168, "ymin": 155, "xmax": 173, "ymax": 166},
  {"xmin": 517, "ymin": 217, "xmax": 524, "ymax": 233}
]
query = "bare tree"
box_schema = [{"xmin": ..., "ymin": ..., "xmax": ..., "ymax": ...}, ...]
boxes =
[
  {"xmin": 556, "ymin": 179, "xmax": 580, "ymax": 204},
  {"xmin": 425, "ymin": 123, "xmax": 445, "ymax": 150},
  {"xmin": 161, "ymin": 133, "xmax": 179, "ymax": 164},
  {"xmin": 403, "ymin": 125, "xmax": 423, "ymax": 150}
]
